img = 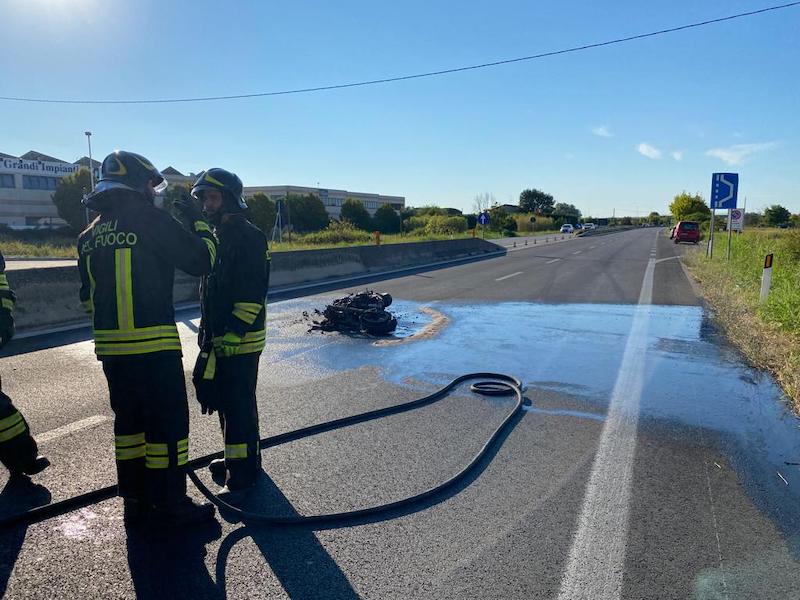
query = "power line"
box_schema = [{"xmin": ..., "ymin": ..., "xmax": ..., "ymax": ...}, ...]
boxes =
[{"xmin": 2, "ymin": 2, "xmax": 798, "ymax": 105}]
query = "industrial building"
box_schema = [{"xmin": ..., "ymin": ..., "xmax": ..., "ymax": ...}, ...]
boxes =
[{"xmin": 243, "ymin": 185, "xmax": 405, "ymax": 219}]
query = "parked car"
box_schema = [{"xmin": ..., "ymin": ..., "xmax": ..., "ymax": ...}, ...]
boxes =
[
  {"xmin": 671, "ymin": 221, "xmax": 700, "ymax": 244},
  {"xmin": 583, "ymin": 223, "xmax": 596, "ymax": 230},
  {"xmin": 560, "ymin": 224, "xmax": 574, "ymax": 234},
  {"xmin": 574, "ymin": 223, "xmax": 583, "ymax": 230}
]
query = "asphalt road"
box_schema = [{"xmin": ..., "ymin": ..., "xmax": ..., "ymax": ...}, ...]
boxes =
[{"xmin": 1, "ymin": 228, "xmax": 799, "ymax": 599}]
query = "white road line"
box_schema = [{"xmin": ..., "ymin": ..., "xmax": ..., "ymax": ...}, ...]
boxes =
[
  {"xmin": 557, "ymin": 236, "xmax": 657, "ymax": 600},
  {"xmin": 572, "ymin": 250, "xmax": 582, "ymax": 255},
  {"xmin": 495, "ymin": 271, "xmax": 523, "ymax": 282},
  {"xmin": 589, "ymin": 246, "xmax": 596, "ymax": 249},
  {"xmin": 546, "ymin": 259, "xmax": 560, "ymax": 264},
  {"xmin": 37, "ymin": 415, "xmax": 110, "ymax": 444}
]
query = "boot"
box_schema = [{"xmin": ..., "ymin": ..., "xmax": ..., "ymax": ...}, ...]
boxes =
[
  {"xmin": 149, "ymin": 497, "xmax": 216, "ymax": 528},
  {"xmin": 22, "ymin": 456, "xmax": 50, "ymax": 476},
  {"xmin": 208, "ymin": 458, "xmax": 227, "ymax": 485}
]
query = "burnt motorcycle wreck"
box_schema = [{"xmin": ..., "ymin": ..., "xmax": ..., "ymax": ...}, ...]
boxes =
[{"xmin": 310, "ymin": 290, "xmax": 397, "ymax": 335}]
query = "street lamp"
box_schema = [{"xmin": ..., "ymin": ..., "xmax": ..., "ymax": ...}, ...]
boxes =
[{"xmin": 84, "ymin": 131, "xmax": 95, "ymax": 191}]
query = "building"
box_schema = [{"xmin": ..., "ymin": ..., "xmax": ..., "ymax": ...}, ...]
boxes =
[
  {"xmin": 243, "ymin": 185, "xmax": 405, "ymax": 220},
  {"xmin": 0, "ymin": 151, "xmax": 101, "ymax": 227}
]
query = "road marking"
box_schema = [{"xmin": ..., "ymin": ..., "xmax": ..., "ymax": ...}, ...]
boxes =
[
  {"xmin": 495, "ymin": 271, "xmax": 523, "ymax": 282},
  {"xmin": 546, "ymin": 259, "xmax": 560, "ymax": 264},
  {"xmin": 557, "ymin": 235, "xmax": 657, "ymax": 600},
  {"xmin": 37, "ymin": 415, "xmax": 110, "ymax": 444},
  {"xmin": 656, "ymin": 256, "xmax": 679, "ymax": 264},
  {"xmin": 589, "ymin": 246, "xmax": 596, "ymax": 249},
  {"xmin": 572, "ymin": 251, "xmax": 582, "ymax": 255}
]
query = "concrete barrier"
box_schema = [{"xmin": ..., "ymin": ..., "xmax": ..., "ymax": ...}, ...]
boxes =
[{"xmin": 7, "ymin": 238, "xmax": 502, "ymax": 332}]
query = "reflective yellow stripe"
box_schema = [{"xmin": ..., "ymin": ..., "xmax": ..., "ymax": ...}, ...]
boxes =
[
  {"xmin": 0, "ymin": 274, "xmax": 8, "ymax": 290},
  {"xmin": 146, "ymin": 442, "xmax": 169, "ymax": 469},
  {"xmin": 94, "ymin": 325, "xmax": 179, "ymax": 341},
  {"xmin": 115, "ymin": 432, "xmax": 145, "ymax": 447},
  {"xmin": 239, "ymin": 341, "xmax": 265, "ymax": 354},
  {"xmin": 0, "ymin": 410, "xmax": 23, "ymax": 431},
  {"xmin": 1, "ymin": 298, "xmax": 13, "ymax": 310},
  {"xmin": 194, "ymin": 221, "xmax": 212, "ymax": 233},
  {"xmin": 225, "ymin": 444, "xmax": 248, "ymax": 459},
  {"xmin": 234, "ymin": 302, "xmax": 262, "ymax": 314},
  {"xmin": 243, "ymin": 330, "xmax": 265, "ymax": 342},
  {"xmin": 177, "ymin": 438, "xmax": 188, "ymax": 451},
  {"xmin": 202, "ymin": 351, "xmax": 216, "ymax": 380},
  {"xmin": 116, "ymin": 446, "xmax": 146, "ymax": 460},
  {"xmin": 0, "ymin": 421, "xmax": 27, "ymax": 443},
  {"xmin": 232, "ymin": 308, "xmax": 257, "ymax": 324},
  {"xmin": 80, "ymin": 299, "xmax": 93, "ymax": 314},
  {"xmin": 177, "ymin": 438, "xmax": 189, "ymax": 466},
  {"xmin": 95, "ymin": 340, "xmax": 182, "ymax": 356},
  {"xmin": 115, "ymin": 248, "xmax": 134, "ymax": 330},
  {"xmin": 87, "ymin": 254, "xmax": 96, "ymax": 315},
  {"xmin": 203, "ymin": 237, "xmax": 216, "ymax": 267}
]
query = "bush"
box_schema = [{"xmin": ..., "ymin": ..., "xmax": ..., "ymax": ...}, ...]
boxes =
[
  {"xmin": 372, "ymin": 203, "xmax": 401, "ymax": 234},
  {"xmin": 423, "ymin": 215, "xmax": 468, "ymax": 235},
  {"xmin": 247, "ymin": 193, "xmax": 277, "ymax": 234},
  {"xmin": 340, "ymin": 198, "xmax": 373, "ymax": 231},
  {"xmin": 51, "ymin": 168, "xmax": 93, "ymax": 233},
  {"xmin": 301, "ymin": 221, "xmax": 371, "ymax": 245}
]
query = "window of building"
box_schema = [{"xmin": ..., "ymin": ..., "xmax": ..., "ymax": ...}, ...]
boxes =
[
  {"xmin": 22, "ymin": 175, "xmax": 60, "ymax": 190},
  {"xmin": 0, "ymin": 174, "xmax": 15, "ymax": 188}
]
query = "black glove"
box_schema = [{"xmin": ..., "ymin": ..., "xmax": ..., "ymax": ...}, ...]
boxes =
[
  {"xmin": 0, "ymin": 311, "xmax": 14, "ymax": 350},
  {"xmin": 173, "ymin": 192, "xmax": 204, "ymax": 229},
  {"xmin": 192, "ymin": 349, "xmax": 219, "ymax": 415}
]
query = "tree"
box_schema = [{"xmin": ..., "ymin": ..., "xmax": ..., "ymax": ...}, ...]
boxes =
[
  {"xmin": 488, "ymin": 204, "xmax": 517, "ymax": 231},
  {"xmin": 285, "ymin": 193, "xmax": 329, "ymax": 232},
  {"xmin": 472, "ymin": 192, "xmax": 496, "ymax": 215},
  {"xmin": 372, "ymin": 203, "xmax": 401, "ymax": 234},
  {"xmin": 414, "ymin": 205, "xmax": 448, "ymax": 217},
  {"xmin": 744, "ymin": 212, "xmax": 762, "ymax": 227},
  {"xmin": 162, "ymin": 183, "xmax": 191, "ymax": 215},
  {"xmin": 669, "ymin": 192, "xmax": 710, "ymax": 221},
  {"xmin": 647, "ymin": 211, "xmax": 661, "ymax": 224},
  {"xmin": 340, "ymin": 198, "xmax": 373, "ymax": 231},
  {"xmin": 247, "ymin": 193, "xmax": 277, "ymax": 234},
  {"xmin": 551, "ymin": 202, "xmax": 582, "ymax": 223},
  {"xmin": 51, "ymin": 167, "xmax": 93, "ymax": 233},
  {"xmin": 763, "ymin": 204, "xmax": 791, "ymax": 227},
  {"xmin": 519, "ymin": 188, "xmax": 555, "ymax": 215}
]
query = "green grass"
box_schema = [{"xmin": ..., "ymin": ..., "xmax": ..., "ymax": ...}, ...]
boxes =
[
  {"xmin": 685, "ymin": 228, "xmax": 800, "ymax": 410},
  {"xmin": 0, "ymin": 236, "xmax": 77, "ymax": 258}
]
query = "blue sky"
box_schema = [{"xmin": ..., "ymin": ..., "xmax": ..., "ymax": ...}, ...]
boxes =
[{"xmin": 1, "ymin": 0, "xmax": 798, "ymax": 217}]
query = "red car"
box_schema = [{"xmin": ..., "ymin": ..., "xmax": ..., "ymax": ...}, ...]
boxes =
[{"xmin": 671, "ymin": 221, "xmax": 700, "ymax": 244}]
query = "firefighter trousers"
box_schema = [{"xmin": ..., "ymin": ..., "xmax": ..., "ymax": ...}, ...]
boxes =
[
  {"xmin": 215, "ymin": 352, "xmax": 261, "ymax": 488},
  {"xmin": 102, "ymin": 353, "xmax": 189, "ymax": 506},
  {"xmin": 0, "ymin": 390, "xmax": 39, "ymax": 474}
]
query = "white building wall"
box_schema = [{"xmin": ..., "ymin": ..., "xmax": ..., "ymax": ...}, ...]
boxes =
[{"xmin": 243, "ymin": 185, "xmax": 405, "ymax": 219}]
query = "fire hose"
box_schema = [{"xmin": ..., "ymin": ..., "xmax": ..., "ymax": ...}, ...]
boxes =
[{"xmin": 0, "ymin": 373, "xmax": 523, "ymax": 529}]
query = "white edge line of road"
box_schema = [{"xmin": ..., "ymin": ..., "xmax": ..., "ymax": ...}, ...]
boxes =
[
  {"xmin": 556, "ymin": 232, "xmax": 657, "ymax": 600},
  {"xmin": 36, "ymin": 415, "xmax": 110, "ymax": 444}
]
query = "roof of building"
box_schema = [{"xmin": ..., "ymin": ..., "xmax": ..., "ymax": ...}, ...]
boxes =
[
  {"xmin": 0, "ymin": 152, "xmax": 18, "ymax": 159},
  {"xmin": 162, "ymin": 166, "xmax": 185, "ymax": 176},
  {"xmin": 20, "ymin": 150, "xmax": 67, "ymax": 163},
  {"xmin": 73, "ymin": 156, "xmax": 102, "ymax": 168}
]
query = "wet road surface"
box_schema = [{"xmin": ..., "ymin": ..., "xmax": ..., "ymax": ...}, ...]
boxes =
[{"xmin": 1, "ymin": 227, "xmax": 798, "ymax": 599}]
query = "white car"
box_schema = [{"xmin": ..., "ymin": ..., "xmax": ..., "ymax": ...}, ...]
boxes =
[
  {"xmin": 583, "ymin": 223, "xmax": 596, "ymax": 230},
  {"xmin": 560, "ymin": 224, "xmax": 574, "ymax": 234}
]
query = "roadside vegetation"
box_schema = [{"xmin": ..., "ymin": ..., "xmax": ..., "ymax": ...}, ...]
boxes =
[{"xmin": 684, "ymin": 229, "xmax": 800, "ymax": 411}]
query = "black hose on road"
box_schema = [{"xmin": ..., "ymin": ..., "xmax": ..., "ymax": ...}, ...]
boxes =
[
  {"xmin": 0, "ymin": 373, "xmax": 523, "ymax": 529},
  {"xmin": 189, "ymin": 372, "xmax": 523, "ymax": 526}
]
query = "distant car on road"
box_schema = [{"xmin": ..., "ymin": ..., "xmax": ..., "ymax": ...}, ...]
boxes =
[
  {"xmin": 560, "ymin": 224, "xmax": 574, "ymax": 234},
  {"xmin": 583, "ymin": 223, "xmax": 596, "ymax": 230},
  {"xmin": 671, "ymin": 221, "xmax": 700, "ymax": 244},
  {"xmin": 574, "ymin": 223, "xmax": 583, "ymax": 230}
]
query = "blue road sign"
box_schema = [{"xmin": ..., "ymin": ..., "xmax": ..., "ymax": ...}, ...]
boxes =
[
  {"xmin": 478, "ymin": 212, "xmax": 490, "ymax": 225},
  {"xmin": 711, "ymin": 173, "xmax": 739, "ymax": 209}
]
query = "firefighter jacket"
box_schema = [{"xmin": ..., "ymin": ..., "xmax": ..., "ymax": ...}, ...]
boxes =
[
  {"xmin": 199, "ymin": 215, "xmax": 270, "ymax": 356},
  {"xmin": 77, "ymin": 189, "xmax": 217, "ymax": 358},
  {"xmin": 0, "ymin": 251, "xmax": 16, "ymax": 340}
]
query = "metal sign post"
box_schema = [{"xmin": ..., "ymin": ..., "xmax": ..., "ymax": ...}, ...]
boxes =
[
  {"xmin": 709, "ymin": 172, "xmax": 739, "ymax": 260},
  {"xmin": 726, "ymin": 209, "xmax": 733, "ymax": 260}
]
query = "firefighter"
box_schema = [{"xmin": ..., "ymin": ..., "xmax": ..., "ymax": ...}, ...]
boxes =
[
  {"xmin": 0, "ymin": 251, "xmax": 49, "ymax": 478},
  {"xmin": 78, "ymin": 150, "xmax": 218, "ymax": 528},
  {"xmin": 190, "ymin": 168, "xmax": 269, "ymax": 497}
]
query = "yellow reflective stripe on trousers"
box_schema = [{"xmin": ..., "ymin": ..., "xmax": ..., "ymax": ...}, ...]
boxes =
[
  {"xmin": 94, "ymin": 325, "xmax": 179, "ymax": 341},
  {"xmin": 115, "ymin": 432, "xmax": 145, "ymax": 447},
  {"xmin": 1, "ymin": 298, "xmax": 13, "ymax": 311},
  {"xmin": 225, "ymin": 444, "xmax": 248, "ymax": 459},
  {"xmin": 177, "ymin": 438, "xmax": 189, "ymax": 466},
  {"xmin": 146, "ymin": 442, "xmax": 169, "ymax": 469},
  {"xmin": 0, "ymin": 274, "xmax": 8, "ymax": 290},
  {"xmin": 116, "ymin": 446, "xmax": 146, "ymax": 460},
  {"xmin": 0, "ymin": 411, "xmax": 26, "ymax": 442},
  {"xmin": 115, "ymin": 248, "xmax": 134, "ymax": 330},
  {"xmin": 95, "ymin": 340, "xmax": 182, "ymax": 356},
  {"xmin": 232, "ymin": 302, "xmax": 262, "ymax": 325}
]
